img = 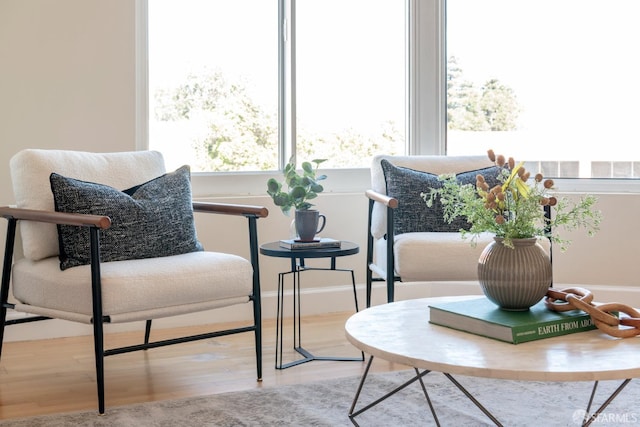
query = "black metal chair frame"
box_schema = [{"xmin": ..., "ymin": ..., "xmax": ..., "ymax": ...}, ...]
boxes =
[{"xmin": 0, "ymin": 202, "xmax": 266, "ymax": 415}]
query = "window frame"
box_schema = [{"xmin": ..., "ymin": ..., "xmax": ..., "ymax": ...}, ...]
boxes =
[{"xmin": 137, "ymin": 0, "xmax": 640, "ymax": 197}]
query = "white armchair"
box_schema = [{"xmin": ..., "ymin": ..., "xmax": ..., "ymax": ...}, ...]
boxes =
[
  {"xmin": 365, "ymin": 154, "xmax": 500, "ymax": 306},
  {"xmin": 0, "ymin": 149, "xmax": 268, "ymax": 414}
]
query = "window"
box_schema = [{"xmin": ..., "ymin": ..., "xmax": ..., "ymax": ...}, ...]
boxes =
[
  {"xmin": 294, "ymin": 1, "xmax": 406, "ymax": 167},
  {"xmin": 146, "ymin": 0, "xmax": 640, "ymax": 186},
  {"xmin": 148, "ymin": 0, "xmax": 278, "ymax": 172},
  {"xmin": 446, "ymin": 0, "xmax": 640, "ymax": 179},
  {"xmin": 148, "ymin": 0, "xmax": 406, "ymax": 173}
]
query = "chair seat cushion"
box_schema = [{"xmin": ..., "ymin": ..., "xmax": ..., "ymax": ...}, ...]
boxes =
[
  {"xmin": 372, "ymin": 232, "xmax": 495, "ymax": 282},
  {"xmin": 377, "ymin": 232, "xmax": 551, "ymax": 282},
  {"xmin": 12, "ymin": 251, "xmax": 253, "ymax": 323}
]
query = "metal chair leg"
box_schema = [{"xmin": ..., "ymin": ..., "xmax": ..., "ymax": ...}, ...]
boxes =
[
  {"xmin": 89, "ymin": 227, "xmax": 106, "ymax": 415},
  {"xmin": 144, "ymin": 320, "xmax": 152, "ymax": 345},
  {"xmin": 0, "ymin": 218, "xmax": 17, "ymax": 360}
]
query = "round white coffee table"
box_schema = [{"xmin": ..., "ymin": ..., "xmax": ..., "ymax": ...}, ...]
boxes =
[{"xmin": 345, "ymin": 296, "xmax": 640, "ymax": 426}]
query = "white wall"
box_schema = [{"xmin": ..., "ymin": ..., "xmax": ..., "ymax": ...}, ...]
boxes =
[
  {"xmin": 0, "ymin": 1, "xmax": 137, "ymax": 198},
  {"xmin": 1, "ymin": 1, "xmax": 639, "ymax": 341}
]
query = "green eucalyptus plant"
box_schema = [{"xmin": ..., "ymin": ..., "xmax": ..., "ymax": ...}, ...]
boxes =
[{"xmin": 267, "ymin": 158, "xmax": 328, "ymax": 215}]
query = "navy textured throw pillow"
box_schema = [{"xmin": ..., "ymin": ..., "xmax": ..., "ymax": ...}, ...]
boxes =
[
  {"xmin": 50, "ymin": 165, "xmax": 203, "ymax": 270},
  {"xmin": 380, "ymin": 159, "xmax": 501, "ymax": 235}
]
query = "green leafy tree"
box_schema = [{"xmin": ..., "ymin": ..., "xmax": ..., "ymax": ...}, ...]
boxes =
[
  {"xmin": 155, "ymin": 71, "xmax": 404, "ymax": 171},
  {"xmin": 154, "ymin": 71, "xmax": 278, "ymax": 171},
  {"xmin": 447, "ymin": 56, "xmax": 485, "ymax": 130},
  {"xmin": 296, "ymin": 121, "xmax": 403, "ymax": 168},
  {"xmin": 447, "ymin": 56, "xmax": 520, "ymax": 131},
  {"xmin": 479, "ymin": 79, "xmax": 520, "ymax": 131}
]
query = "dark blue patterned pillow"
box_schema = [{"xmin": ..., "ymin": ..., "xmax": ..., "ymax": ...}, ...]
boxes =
[
  {"xmin": 381, "ymin": 160, "xmax": 501, "ymax": 235},
  {"xmin": 50, "ymin": 165, "xmax": 203, "ymax": 270}
]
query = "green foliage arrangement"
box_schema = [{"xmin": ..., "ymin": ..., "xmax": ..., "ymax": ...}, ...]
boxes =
[
  {"xmin": 421, "ymin": 149, "xmax": 602, "ymax": 250},
  {"xmin": 267, "ymin": 158, "xmax": 327, "ymax": 215}
]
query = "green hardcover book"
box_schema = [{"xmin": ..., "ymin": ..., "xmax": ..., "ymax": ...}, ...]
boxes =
[{"xmin": 428, "ymin": 297, "xmax": 596, "ymax": 344}]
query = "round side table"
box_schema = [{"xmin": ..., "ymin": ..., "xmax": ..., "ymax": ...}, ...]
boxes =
[{"xmin": 260, "ymin": 240, "xmax": 363, "ymax": 369}]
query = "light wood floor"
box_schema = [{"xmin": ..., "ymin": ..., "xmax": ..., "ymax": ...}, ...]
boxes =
[{"xmin": 0, "ymin": 312, "xmax": 408, "ymax": 420}]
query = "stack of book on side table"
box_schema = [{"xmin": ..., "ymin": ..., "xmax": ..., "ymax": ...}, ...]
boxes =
[
  {"xmin": 428, "ymin": 297, "xmax": 596, "ymax": 344},
  {"xmin": 279, "ymin": 237, "xmax": 341, "ymax": 250}
]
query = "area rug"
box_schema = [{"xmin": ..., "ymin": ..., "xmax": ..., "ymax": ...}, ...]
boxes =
[{"xmin": 1, "ymin": 370, "xmax": 639, "ymax": 427}]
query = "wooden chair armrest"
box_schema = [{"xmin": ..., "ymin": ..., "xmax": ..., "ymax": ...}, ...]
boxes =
[
  {"xmin": 192, "ymin": 201, "xmax": 269, "ymax": 218},
  {"xmin": 365, "ymin": 189, "xmax": 398, "ymax": 209},
  {"xmin": 0, "ymin": 206, "xmax": 111, "ymax": 229}
]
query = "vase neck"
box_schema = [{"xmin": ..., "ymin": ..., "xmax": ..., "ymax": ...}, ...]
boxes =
[{"xmin": 494, "ymin": 237, "xmax": 538, "ymax": 246}]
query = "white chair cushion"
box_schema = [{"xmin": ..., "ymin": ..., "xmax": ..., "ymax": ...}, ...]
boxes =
[
  {"xmin": 10, "ymin": 149, "xmax": 167, "ymax": 261},
  {"xmin": 12, "ymin": 251, "xmax": 253, "ymax": 323},
  {"xmin": 392, "ymin": 232, "xmax": 495, "ymax": 281},
  {"xmin": 372, "ymin": 232, "xmax": 552, "ymax": 282}
]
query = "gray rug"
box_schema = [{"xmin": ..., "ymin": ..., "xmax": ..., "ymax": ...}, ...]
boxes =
[{"xmin": 1, "ymin": 370, "xmax": 639, "ymax": 426}]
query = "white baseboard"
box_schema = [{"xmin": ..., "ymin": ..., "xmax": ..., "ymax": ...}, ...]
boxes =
[{"xmin": 4, "ymin": 282, "xmax": 640, "ymax": 342}]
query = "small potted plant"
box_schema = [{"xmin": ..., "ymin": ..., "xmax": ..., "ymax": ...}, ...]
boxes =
[{"xmin": 267, "ymin": 158, "xmax": 328, "ymax": 241}]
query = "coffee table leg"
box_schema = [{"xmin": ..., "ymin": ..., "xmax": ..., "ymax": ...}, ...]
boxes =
[
  {"xmin": 348, "ymin": 356, "xmax": 438, "ymax": 426},
  {"xmin": 430, "ymin": 374, "xmax": 633, "ymax": 427},
  {"xmin": 443, "ymin": 373, "xmax": 504, "ymax": 426},
  {"xmin": 349, "ymin": 364, "xmax": 505, "ymax": 426},
  {"xmin": 582, "ymin": 379, "xmax": 632, "ymax": 427}
]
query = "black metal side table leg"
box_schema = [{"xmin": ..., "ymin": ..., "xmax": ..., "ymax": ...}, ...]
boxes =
[
  {"xmin": 291, "ymin": 265, "xmax": 363, "ymax": 364},
  {"xmin": 275, "ymin": 262, "xmax": 364, "ymax": 369},
  {"xmin": 275, "ymin": 264, "xmax": 315, "ymax": 369},
  {"xmin": 349, "ymin": 268, "xmax": 365, "ymax": 361},
  {"xmin": 275, "ymin": 271, "xmax": 287, "ymax": 369}
]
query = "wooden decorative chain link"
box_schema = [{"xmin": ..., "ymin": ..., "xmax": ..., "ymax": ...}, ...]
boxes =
[{"xmin": 545, "ymin": 287, "xmax": 640, "ymax": 338}]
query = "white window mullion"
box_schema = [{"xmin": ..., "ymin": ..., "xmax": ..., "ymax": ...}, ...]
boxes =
[
  {"xmin": 409, "ymin": 0, "xmax": 446, "ymax": 155},
  {"xmin": 278, "ymin": 0, "xmax": 293, "ymax": 168}
]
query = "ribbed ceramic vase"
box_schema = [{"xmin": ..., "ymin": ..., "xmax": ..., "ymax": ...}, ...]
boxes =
[{"xmin": 477, "ymin": 237, "xmax": 552, "ymax": 311}]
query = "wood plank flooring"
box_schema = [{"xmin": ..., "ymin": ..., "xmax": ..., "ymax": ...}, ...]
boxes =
[{"xmin": 0, "ymin": 312, "xmax": 408, "ymax": 420}]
